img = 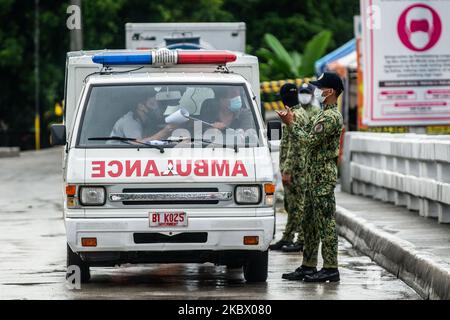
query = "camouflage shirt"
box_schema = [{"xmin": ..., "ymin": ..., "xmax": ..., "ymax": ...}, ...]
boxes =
[
  {"xmin": 289, "ymin": 103, "xmax": 343, "ymax": 195},
  {"xmin": 279, "ymin": 104, "xmax": 301, "ymax": 174},
  {"xmin": 283, "ymin": 104, "xmax": 320, "ymax": 175}
]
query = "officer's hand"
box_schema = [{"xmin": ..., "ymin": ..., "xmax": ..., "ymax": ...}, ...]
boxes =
[
  {"xmin": 276, "ymin": 107, "xmax": 295, "ymax": 125},
  {"xmin": 276, "ymin": 109, "xmax": 287, "ymax": 117},
  {"xmin": 282, "ymin": 173, "xmax": 291, "ymax": 186}
]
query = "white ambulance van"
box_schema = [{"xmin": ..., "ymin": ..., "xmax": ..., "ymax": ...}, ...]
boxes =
[{"xmin": 51, "ymin": 49, "xmax": 281, "ymax": 283}]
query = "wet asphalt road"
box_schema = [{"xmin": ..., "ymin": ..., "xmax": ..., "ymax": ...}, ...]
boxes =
[{"xmin": 0, "ymin": 148, "xmax": 420, "ymax": 299}]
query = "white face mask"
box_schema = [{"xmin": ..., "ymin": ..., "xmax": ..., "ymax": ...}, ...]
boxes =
[
  {"xmin": 314, "ymin": 88, "xmax": 334, "ymax": 104},
  {"xmin": 314, "ymin": 88, "xmax": 326, "ymax": 103},
  {"xmin": 298, "ymin": 93, "xmax": 312, "ymax": 105}
]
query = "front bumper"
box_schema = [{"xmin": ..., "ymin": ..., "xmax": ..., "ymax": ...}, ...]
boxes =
[{"xmin": 66, "ymin": 215, "xmax": 274, "ymax": 256}]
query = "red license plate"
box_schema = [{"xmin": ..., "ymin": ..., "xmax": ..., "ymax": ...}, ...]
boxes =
[{"xmin": 149, "ymin": 212, "xmax": 187, "ymax": 227}]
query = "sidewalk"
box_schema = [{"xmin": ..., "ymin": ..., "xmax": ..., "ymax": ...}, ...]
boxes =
[
  {"xmin": 0, "ymin": 147, "xmax": 19, "ymax": 158},
  {"xmin": 335, "ymin": 188, "xmax": 450, "ymax": 300}
]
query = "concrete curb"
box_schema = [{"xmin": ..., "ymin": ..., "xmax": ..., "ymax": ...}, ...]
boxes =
[
  {"xmin": 0, "ymin": 147, "xmax": 20, "ymax": 158},
  {"xmin": 336, "ymin": 205, "xmax": 450, "ymax": 300}
]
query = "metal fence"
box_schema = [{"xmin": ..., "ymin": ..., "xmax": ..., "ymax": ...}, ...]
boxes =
[{"xmin": 341, "ymin": 132, "xmax": 450, "ymax": 223}]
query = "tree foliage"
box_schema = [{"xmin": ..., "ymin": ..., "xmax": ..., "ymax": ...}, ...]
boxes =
[
  {"xmin": 257, "ymin": 31, "xmax": 332, "ymax": 80},
  {"xmin": 0, "ymin": 0, "xmax": 359, "ymax": 149}
]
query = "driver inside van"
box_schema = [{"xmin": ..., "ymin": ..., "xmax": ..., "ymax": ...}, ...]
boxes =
[{"xmin": 110, "ymin": 89, "xmax": 177, "ymax": 142}]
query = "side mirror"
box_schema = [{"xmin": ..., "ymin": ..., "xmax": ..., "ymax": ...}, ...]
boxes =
[
  {"xmin": 50, "ymin": 124, "xmax": 66, "ymax": 146},
  {"xmin": 269, "ymin": 140, "xmax": 280, "ymax": 153},
  {"xmin": 267, "ymin": 120, "xmax": 282, "ymax": 141}
]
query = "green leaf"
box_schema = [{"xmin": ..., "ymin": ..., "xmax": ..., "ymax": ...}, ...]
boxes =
[
  {"xmin": 298, "ymin": 30, "xmax": 332, "ymax": 77},
  {"xmin": 263, "ymin": 33, "xmax": 298, "ymax": 78},
  {"xmin": 290, "ymin": 51, "xmax": 302, "ymax": 71},
  {"xmin": 256, "ymin": 47, "xmax": 274, "ymax": 62}
]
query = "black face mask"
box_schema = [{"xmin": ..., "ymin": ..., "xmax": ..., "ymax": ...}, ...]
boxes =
[
  {"xmin": 142, "ymin": 107, "xmax": 165, "ymax": 135},
  {"xmin": 281, "ymin": 94, "xmax": 299, "ymax": 108},
  {"xmin": 280, "ymin": 83, "xmax": 299, "ymax": 107}
]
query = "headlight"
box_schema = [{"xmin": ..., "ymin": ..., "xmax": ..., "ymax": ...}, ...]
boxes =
[
  {"xmin": 79, "ymin": 186, "xmax": 106, "ymax": 206},
  {"xmin": 235, "ymin": 185, "xmax": 261, "ymax": 204}
]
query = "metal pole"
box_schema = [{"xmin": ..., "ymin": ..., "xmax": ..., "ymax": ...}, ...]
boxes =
[
  {"xmin": 34, "ymin": 0, "xmax": 40, "ymax": 150},
  {"xmin": 70, "ymin": 0, "xmax": 83, "ymax": 51}
]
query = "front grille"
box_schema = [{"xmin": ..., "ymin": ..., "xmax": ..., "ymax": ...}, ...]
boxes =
[
  {"xmin": 121, "ymin": 188, "xmax": 220, "ymax": 205},
  {"xmin": 133, "ymin": 232, "xmax": 208, "ymax": 244}
]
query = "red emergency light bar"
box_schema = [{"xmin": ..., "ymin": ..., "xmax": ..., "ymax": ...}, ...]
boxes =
[
  {"xmin": 92, "ymin": 49, "xmax": 237, "ymax": 66},
  {"xmin": 177, "ymin": 51, "xmax": 237, "ymax": 64}
]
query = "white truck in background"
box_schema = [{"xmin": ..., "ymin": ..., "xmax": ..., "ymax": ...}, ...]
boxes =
[{"xmin": 126, "ymin": 22, "xmax": 246, "ymax": 52}]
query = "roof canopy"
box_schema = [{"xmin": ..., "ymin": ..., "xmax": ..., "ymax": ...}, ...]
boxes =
[{"xmin": 315, "ymin": 38, "xmax": 356, "ymax": 75}]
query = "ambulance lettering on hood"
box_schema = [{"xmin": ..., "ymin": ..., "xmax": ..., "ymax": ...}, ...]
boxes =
[{"xmin": 90, "ymin": 159, "xmax": 249, "ymax": 178}]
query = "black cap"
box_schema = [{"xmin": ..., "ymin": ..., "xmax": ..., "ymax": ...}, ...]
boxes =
[
  {"xmin": 279, "ymin": 83, "xmax": 298, "ymax": 107},
  {"xmin": 310, "ymin": 72, "xmax": 344, "ymax": 95},
  {"xmin": 298, "ymin": 82, "xmax": 315, "ymax": 94}
]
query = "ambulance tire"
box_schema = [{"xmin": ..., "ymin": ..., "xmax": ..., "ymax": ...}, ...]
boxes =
[
  {"xmin": 66, "ymin": 244, "xmax": 91, "ymax": 283},
  {"xmin": 243, "ymin": 250, "xmax": 268, "ymax": 282}
]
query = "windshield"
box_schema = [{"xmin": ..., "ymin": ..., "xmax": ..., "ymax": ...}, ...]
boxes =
[{"xmin": 77, "ymin": 83, "xmax": 260, "ymax": 148}]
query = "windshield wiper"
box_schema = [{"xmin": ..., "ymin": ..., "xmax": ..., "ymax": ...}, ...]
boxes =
[
  {"xmin": 198, "ymin": 138, "xmax": 239, "ymax": 153},
  {"xmin": 88, "ymin": 136, "xmax": 166, "ymax": 153},
  {"xmin": 191, "ymin": 138, "xmax": 238, "ymax": 153},
  {"xmin": 163, "ymin": 136, "xmax": 239, "ymax": 153}
]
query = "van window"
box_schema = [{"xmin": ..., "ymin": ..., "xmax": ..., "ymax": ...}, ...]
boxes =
[{"xmin": 77, "ymin": 84, "xmax": 260, "ymax": 148}]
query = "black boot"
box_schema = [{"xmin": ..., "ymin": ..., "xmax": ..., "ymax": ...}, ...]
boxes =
[
  {"xmin": 303, "ymin": 268, "xmax": 340, "ymax": 283},
  {"xmin": 282, "ymin": 266, "xmax": 317, "ymax": 281},
  {"xmin": 281, "ymin": 242, "xmax": 303, "ymax": 252},
  {"xmin": 269, "ymin": 240, "xmax": 293, "ymax": 251}
]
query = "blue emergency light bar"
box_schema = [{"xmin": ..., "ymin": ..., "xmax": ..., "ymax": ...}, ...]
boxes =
[
  {"xmin": 91, "ymin": 49, "xmax": 237, "ymax": 66},
  {"xmin": 92, "ymin": 52, "xmax": 152, "ymax": 65}
]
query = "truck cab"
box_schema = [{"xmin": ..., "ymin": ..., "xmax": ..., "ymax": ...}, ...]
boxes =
[{"xmin": 52, "ymin": 49, "xmax": 279, "ymax": 283}]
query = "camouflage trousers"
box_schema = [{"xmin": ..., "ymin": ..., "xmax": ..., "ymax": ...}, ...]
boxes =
[
  {"xmin": 281, "ymin": 184, "xmax": 304, "ymax": 244},
  {"xmin": 301, "ymin": 191, "xmax": 338, "ymax": 269}
]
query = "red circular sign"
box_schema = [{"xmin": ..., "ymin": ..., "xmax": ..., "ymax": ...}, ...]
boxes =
[{"xmin": 397, "ymin": 3, "xmax": 442, "ymax": 52}]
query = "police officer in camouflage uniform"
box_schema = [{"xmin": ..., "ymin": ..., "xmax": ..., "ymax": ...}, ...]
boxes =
[
  {"xmin": 280, "ymin": 83, "xmax": 320, "ymax": 253},
  {"xmin": 278, "ymin": 72, "xmax": 344, "ymax": 282},
  {"xmin": 269, "ymin": 83, "xmax": 300, "ymax": 251}
]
